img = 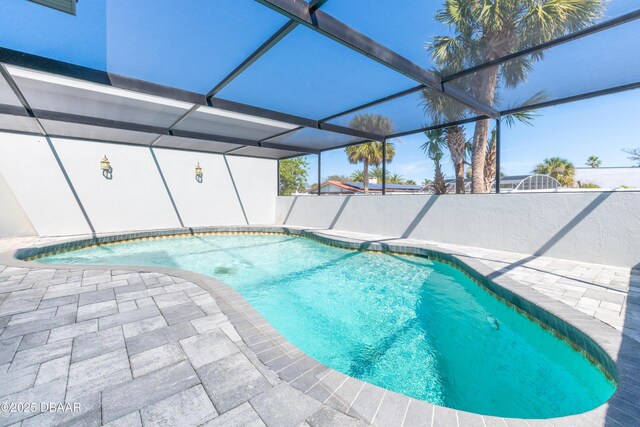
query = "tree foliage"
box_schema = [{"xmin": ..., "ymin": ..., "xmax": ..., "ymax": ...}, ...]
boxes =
[
  {"xmin": 325, "ymin": 174, "xmax": 351, "ymax": 182},
  {"xmin": 425, "ymin": 0, "xmax": 604, "ymax": 192},
  {"xmin": 345, "ymin": 114, "xmax": 395, "ymax": 194},
  {"xmin": 623, "ymin": 148, "xmax": 640, "ymax": 166},
  {"xmin": 534, "ymin": 157, "xmax": 576, "ymax": 187},
  {"xmin": 586, "ymin": 155, "xmax": 602, "ymax": 168},
  {"xmin": 350, "ymin": 170, "xmax": 365, "ymax": 182},
  {"xmin": 279, "ymin": 157, "xmax": 309, "ymax": 196},
  {"xmin": 387, "ymin": 173, "xmax": 405, "ymax": 184},
  {"xmin": 421, "ymin": 129, "xmax": 448, "ymax": 194}
]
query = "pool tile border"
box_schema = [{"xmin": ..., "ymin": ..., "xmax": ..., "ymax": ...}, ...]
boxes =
[{"xmin": 3, "ymin": 225, "xmax": 640, "ymax": 427}]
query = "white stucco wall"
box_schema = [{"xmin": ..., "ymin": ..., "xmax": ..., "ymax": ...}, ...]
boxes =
[
  {"xmin": 276, "ymin": 193, "xmax": 640, "ymax": 267},
  {"xmin": 0, "ymin": 170, "xmax": 36, "ymax": 237},
  {"xmin": 225, "ymin": 155, "xmax": 277, "ymax": 224},
  {"xmin": 0, "ymin": 132, "xmax": 277, "ymax": 237},
  {"xmin": 51, "ymin": 138, "xmax": 182, "ymax": 233},
  {"xmin": 0, "ymin": 133, "xmax": 92, "ymax": 236},
  {"xmin": 153, "ymin": 149, "xmax": 276, "ymax": 227}
]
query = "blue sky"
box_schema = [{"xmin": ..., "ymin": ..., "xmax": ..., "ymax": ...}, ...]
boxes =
[{"xmin": 0, "ymin": 0, "xmax": 638, "ymax": 183}]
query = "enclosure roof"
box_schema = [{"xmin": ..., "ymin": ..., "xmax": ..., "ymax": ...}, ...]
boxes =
[{"xmin": 0, "ymin": 0, "xmax": 638, "ymax": 159}]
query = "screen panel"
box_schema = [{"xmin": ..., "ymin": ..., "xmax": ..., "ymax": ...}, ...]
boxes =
[
  {"xmin": 104, "ymin": 0, "xmax": 289, "ymax": 92},
  {"xmin": 265, "ymin": 127, "xmax": 364, "ymax": 151},
  {"xmin": 324, "ymin": 0, "xmax": 640, "ymax": 75},
  {"xmin": 0, "ymin": 0, "xmax": 289, "ymax": 93},
  {"xmin": 446, "ymin": 19, "xmax": 640, "ymax": 112},
  {"xmin": 321, "ymin": 0, "xmax": 445, "ymax": 68},
  {"xmin": 326, "ymin": 88, "xmax": 478, "ymax": 136},
  {"xmin": 0, "ymin": 0, "xmax": 107, "ymax": 70},
  {"xmin": 216, "ymin": 25, "xmax": 417, "ymax": 119}
]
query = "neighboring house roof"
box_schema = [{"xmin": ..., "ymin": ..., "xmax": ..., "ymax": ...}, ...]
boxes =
[
  {"xmin": 308, "ymin": 181, "xmax": 422, "ymax": 193},
  {"xmin": 339, "ymin": 181, "xmax": 422, "ymax": 191}
]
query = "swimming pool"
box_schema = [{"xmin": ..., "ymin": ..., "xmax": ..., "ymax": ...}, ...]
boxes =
[{"xmin": 39, "ymin": 233, "xmax": 615, "ymax": 418}]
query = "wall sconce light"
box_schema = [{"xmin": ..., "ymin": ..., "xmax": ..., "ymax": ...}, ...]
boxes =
[
  {"xmin": 195, "ymin": 162, "xmax": 203, "ymax": 183},
  {"xmin": 101, "ymin": 155, "xmax": 113, "ymax": 180}
]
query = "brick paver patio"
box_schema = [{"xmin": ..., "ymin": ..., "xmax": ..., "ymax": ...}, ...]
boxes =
[{"xmin": 0, "ymin": 264, "xmax": 367, "ymax": 426}]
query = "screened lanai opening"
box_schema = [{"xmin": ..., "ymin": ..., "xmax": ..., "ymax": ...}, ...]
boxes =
[{"xmin": 0, "ymin": 0, "xmax": 638, "ymax": 196}]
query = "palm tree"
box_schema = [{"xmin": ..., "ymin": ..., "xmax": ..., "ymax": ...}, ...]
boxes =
[
  {"xmin": 429, "ymin": 0, "xmax": 604, "ymax": 193},
  {"xmin": 586, "ymin": 155, "xmax": 602, "ymax": 168},
  {"xmin": 345, "ymin": 114, "xmax": 396, "ymax": 194},
  {"xmin": 420, "ymin": 88, "xmax": 468, "ymax": 193},
  {"xmin": 421, "ymin": 129, "xmax": 448, "ymax": 194},
  {"xmin": 405, "ymin": 179, "xmax": 417, "ymax": 185},
  {"xmin": 483, "ymin": 129, "xmax": 497, "ymax": 191},
  {"xmin": 371, "ymin": 166, "xmax": 389, "ymax": 183},
  {"xmin": 388, "ymin": 173, "xmax": 405, "ymax": 184},
  {"xmin": 350, "ymin": 170, "xmax": 365, "ymax": 182},
  {"xmin": 534, "ymin": 157, "xmax": 576, "ymax": 187}
]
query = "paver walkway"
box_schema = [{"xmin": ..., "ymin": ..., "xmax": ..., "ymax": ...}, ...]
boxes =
[{"xmin": 0, "ymin": 264, "xmax": 365, "ymax": 426}]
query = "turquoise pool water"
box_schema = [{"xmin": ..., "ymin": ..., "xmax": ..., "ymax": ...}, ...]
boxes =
[{"xmin": 40, "ymin": 234, "xmax": 615, "ymax": 418}]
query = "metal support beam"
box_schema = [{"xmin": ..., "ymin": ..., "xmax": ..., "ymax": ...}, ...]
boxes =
[
  {"xmin": 317, "ymin": 153, "xmax": 321, "ymax": 196},
  {"xmin": 207, "ymin": 21, "xmax": 298, "ymax": 97},
  {"xmin": 260, "ymin": 126, "xmax": 303, "ymax": 143},
  {"xmin": 150, "ymin": 105, "xmax": 199, "ymax": 147},
  {"xmin": 382, "ymin": 139, "xmax": 386, "ymax": 195},
  {"xmin": 224, "ymin": 146, "xmax": 246, "ymax": 155},
  {"xmin": 254, "ymin": 0, "xmax": 498, "ymax": 118},
  {"xmin": 495, "ymin": 118, "xmax": 501, "ymax": 194},
  {"xmin": 277, "ymin": 159, "xmax": 281, "ymax": 196}
]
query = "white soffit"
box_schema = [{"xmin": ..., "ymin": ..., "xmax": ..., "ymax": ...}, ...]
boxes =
[
  {"xmin": 40, "ymin": 120, "xmax": 159, "ymax": 145},
  {"xmin": 6, "ymin": 66, "xmax": 192, "ymax": 128},
  {"xmin": 232, "ymin": 145, "xmax": 303, "ymax": 159},
  {"xmin": 173, "ymin": 105, "xmax": 298, "ymax": 141},
  {"xmin": 0, "ymin": 114, "xmax": 43, "ymax": 135},
  {"xmin": 153, "ymin": 135, "xmax": 244, "ymax": 153},
  {"xmin": 0, "ymin": 74, "xmax": 25, "ymax": 108}
]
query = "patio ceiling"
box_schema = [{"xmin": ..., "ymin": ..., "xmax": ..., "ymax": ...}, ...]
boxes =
[{"xmin": 0, "ymin": 0, "xmax": 638, "ymax": 159}]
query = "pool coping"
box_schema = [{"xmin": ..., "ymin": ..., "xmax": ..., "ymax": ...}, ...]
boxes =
[{"xmin": 1, "ymin": 225, "xmax": 639, "ymax": 426}]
